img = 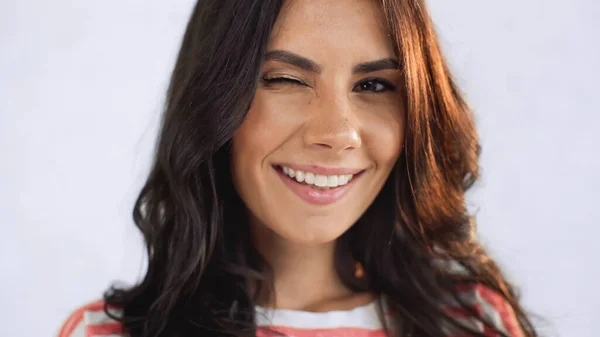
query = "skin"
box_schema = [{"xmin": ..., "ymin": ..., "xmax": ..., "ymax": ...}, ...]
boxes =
[{"xmin": 231, "ymin": 0, "xmax": 406, "ymax": 310}]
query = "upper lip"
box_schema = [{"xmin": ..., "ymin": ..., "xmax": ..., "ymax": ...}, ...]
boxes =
[{"xmin": 274, "ymin": 163, "xmax": 365, "ymax": 175}]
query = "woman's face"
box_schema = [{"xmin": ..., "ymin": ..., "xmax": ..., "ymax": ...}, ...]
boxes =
[{"xmin": 231, "ymin": 0, "xmax": 406, "ymax": 245}]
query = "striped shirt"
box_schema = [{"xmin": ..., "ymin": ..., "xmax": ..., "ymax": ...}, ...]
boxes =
[{"xmin": 57, "ymin": 283, "xmax": 524, "ymax": 337}]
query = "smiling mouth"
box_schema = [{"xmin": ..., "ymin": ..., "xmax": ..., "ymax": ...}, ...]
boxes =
[{"xmin": 273, "ymin": 165, "xmax": 364, "ymax": 190}]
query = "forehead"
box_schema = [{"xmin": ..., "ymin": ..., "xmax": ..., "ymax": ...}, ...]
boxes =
[{"xmin": 267, "ymin": 0, "xmax": 396, "ymax": 64}]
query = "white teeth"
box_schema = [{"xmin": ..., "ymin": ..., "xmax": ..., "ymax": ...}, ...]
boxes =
[
  {"xmin": 295, "ymin": 170, "xmax": 305, "ymax": 183},
  {"xmin": 280, "ymin": 166, "xmax": 354, "ymax": 188},
  {"xmin": 327, "ymin": 175, "xmax": 338, "ymax": 187},
  {"xmin": 338, "ymin": 174, "xmax": 351, "ymax": 185},
  {"xmin": 314, "ymin": 175, "xmax": 328, "ymax": 187}
]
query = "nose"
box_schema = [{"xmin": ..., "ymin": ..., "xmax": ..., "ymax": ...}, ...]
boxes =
[{"xmin": 302, "ymin": 96, "xmax": 361, "ymax": 153}]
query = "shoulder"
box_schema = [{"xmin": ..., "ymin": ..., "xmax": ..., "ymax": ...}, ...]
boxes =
[
  {"xmin": 442, "ymin": 283, "xmax": 525, "ymax": 337},
  {"xmin": 57, "ymin": 300, "xmax": 126, "ymax": 337}
]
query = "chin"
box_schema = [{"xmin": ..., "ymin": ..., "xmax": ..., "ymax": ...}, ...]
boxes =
[{"xmin": 269, "ymin": 215, "xmax": 355, "ymax": 246}]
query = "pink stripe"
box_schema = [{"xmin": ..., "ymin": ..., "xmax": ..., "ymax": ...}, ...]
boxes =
[
  {"xmin": 477, "ymin": 285, "xmax": 524, "ymax": 337},
  {"xmin": 258, "ymin": 326, "xmax": 387, "ymax": 337},
  {"xmin": 58, "ymin": 312, "xmax": 83, "ymax": 337},
  {"xmin": 86, "ymin": 322, "xmax": 124, "ymax": 335},
  {"xmin": 58, "ymin": 300, "xmax": 116, "ymax": 337}
]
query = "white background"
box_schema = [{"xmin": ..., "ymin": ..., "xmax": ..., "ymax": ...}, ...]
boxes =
[{"xmin": 1, "ymin": 0, "xmax": 598, "ymax": 336}]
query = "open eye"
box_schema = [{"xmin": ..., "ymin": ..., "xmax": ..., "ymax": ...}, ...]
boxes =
[
  {"xmin": 261, "ymin": 76, "xmax": 306, "ymax": 87},
  {"xmin": 353, "ymin": 78, "xmax": 396, "ymax": 93}
]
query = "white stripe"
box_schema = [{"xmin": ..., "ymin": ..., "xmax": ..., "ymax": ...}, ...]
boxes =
[
  {"xmin": 84, "ymin": 308, "xmax": 122, "ymax": 325},
  {"xmin": 255, "ymin": 301, "xmax": 383, "ymax": 330},
  {"xmin": 439, "ymin": 288, "xmax": 481, "ymax": 307},
  {"xmin": 431, "ymin": 258, "xmax": 470, "ymax": 276},
  {"xmin": 479, "ymin": 294, "xmax": 510, "ymax": 335},
  {"xmin": 440, "ymin": 285, "xmax": 510, "ymax": 335},
  {"xmin": 65, "ymin": 320, "xmax": 86, "ymax": 337}
]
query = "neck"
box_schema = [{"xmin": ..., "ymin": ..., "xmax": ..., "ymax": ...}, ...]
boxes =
[{"xmin": 252, "ymin": 223, "xmax": 354, "ymax": 311}]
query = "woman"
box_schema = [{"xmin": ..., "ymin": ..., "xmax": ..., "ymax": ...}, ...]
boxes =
[{"xmin": 58, "ymin": 0, "xmax": 538, "ymax": 336}]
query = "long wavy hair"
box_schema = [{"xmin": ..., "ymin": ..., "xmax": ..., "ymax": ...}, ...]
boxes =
[{"xmin": 104, "ymin": 1, "xmax": 538, "ymax": 336}]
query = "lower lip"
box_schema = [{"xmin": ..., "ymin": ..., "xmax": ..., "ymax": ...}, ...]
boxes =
[{"xmin": 274, "ymin": 167, "xmax": 361, "ymax": 205}]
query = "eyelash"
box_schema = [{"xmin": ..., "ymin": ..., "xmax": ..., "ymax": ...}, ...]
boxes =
[
  {"xmin": 261, "ymin": 76, "xmax": 396, "ymax": 93},
  {"xmin": 262, "ymin": 76, "xmax": 304, "ymax": 86}
]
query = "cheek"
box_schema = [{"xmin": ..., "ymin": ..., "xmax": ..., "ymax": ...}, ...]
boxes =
[
  {"xmin": 360, "ymin": 102, "xmax": 406, "ymax": 168},
  {"xmin": 231, "ymin": 91, "xmax": 305, "ymax": 185},
  {"xmin": 233, "ymin": 90, "xmax": 309, "ymax": 154}
]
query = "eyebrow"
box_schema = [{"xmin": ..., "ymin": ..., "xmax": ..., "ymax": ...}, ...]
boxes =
[
  {"xmin": 352, "ymin": 58, "xmax": 400, "ymax": 74},
  {"xmin": 264, "ymin": 50, "xmax": 400, "ymax": 74},
  {"xmin": 264, "ymin": 50, "xmax": 322, "ymax": 73}
]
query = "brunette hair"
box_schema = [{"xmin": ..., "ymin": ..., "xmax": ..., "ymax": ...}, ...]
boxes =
[{"xmin": 104, "ymin": 1, "xmax": 538, "ymax": 336}]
